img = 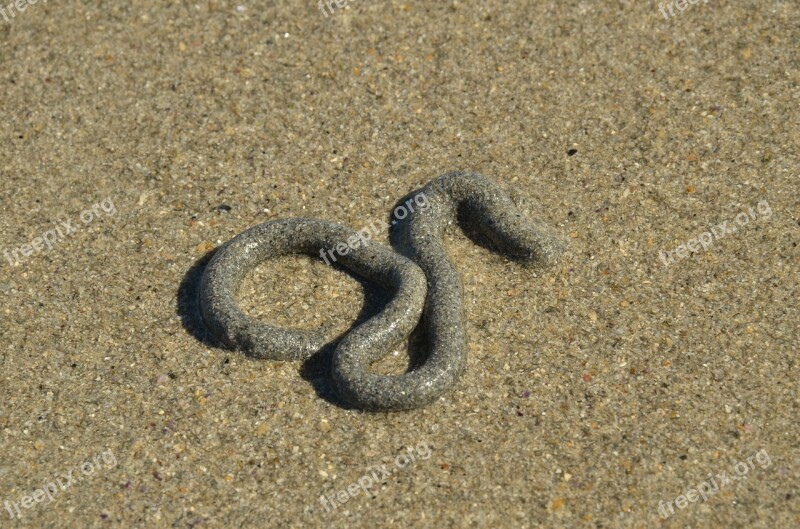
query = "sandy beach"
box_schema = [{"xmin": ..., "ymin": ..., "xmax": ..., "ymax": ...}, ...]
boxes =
[{"xmin": 0, "ymin": 1, "xmax": 797, "ymax": 527}]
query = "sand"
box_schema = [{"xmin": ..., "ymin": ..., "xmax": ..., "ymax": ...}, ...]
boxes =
[{"xmin": 0, "ymin": 0, "xmax": 797, "ymax": 527}]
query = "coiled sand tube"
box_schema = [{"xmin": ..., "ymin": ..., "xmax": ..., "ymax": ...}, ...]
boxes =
[{"xmin": 199, "ymin": 172, "xmax": 564, "ymax": 411}]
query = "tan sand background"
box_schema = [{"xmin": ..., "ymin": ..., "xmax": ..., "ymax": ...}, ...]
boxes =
[{"xmin": 0, "ymin": 0, "xmax": 797, "ymax": 527}]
